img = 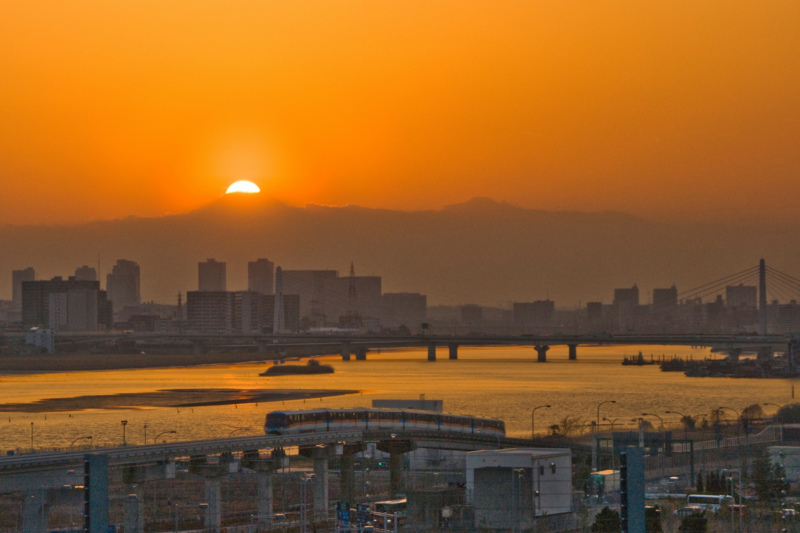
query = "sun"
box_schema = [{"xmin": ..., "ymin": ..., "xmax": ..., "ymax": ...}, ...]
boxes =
[{"xmin": 226, "ymin": 181, "xmax": 261, "ymax": 194}]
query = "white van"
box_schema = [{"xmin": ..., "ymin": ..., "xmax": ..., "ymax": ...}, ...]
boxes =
[{"xmin": 686, "ymin": 494, "xmax": 732, "ymax": 513}]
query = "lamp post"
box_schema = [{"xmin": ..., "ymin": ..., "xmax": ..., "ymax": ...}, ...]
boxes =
[
  {"xmin": 143, "ymin": 424, "xmax": 148, "ymax": 445},
  {"xmin": 665, "ymin": 410, "xmax": 690, "ymax": 440},
  {"xmin": 531, "ymin": 405, "xmax": 551, "ymax": 442},
  {"xmin": 229, "ymin": 427, "xmax": 251, "ymax": 437},
  {"xmin": 602, "ymin": 417, "xmax": 620, "ymax": 431},
  {"xmin": 596, "ymin": 400, "xmax": 616, "ymax": 431},
  {"xmin": 153, "ymin": 430, "xmax": 177, "ymax": 444},
  {"xmin": 121, "ymin": 420, "xmax": 128, "ymax": 446},
  {"xmin": 30, "ymin": 422, "xmax": 34, "ymax": 450},
  {"xmin": 718, "ymin": 406, "xmax": 741, "ymax": 442},
  {"xmin": 642, "ymin": 412, "xmax": 664, "ymax": 429},
  {"xmin": 70, "ymin": 436, "xmax": 92, "ymax": 448}
]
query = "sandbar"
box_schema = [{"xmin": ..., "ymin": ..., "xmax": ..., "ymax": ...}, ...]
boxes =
[{"xmin": 0, "ymin": 388, "xmax": 358, "ymax": 413}]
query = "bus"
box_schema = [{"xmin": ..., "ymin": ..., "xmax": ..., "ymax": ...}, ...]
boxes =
[{"xmin": 686, "ymin": 494, "xmax": 732, "ymax": 513}]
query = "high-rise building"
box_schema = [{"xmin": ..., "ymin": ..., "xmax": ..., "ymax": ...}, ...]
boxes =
[
  {"xmin": 726, "ymin": 284, "xmax": 757, "ymax": 309},
  {"xmin": 513, "ymin": 300, "xmax": 555, "ymax": 330},
  {"xmin": 11, "ymin": 267, "xmax": 35, "ymax": 312},
  {"xmin": 49, "ymin": 289, "xmax": 98, "ymax": 331},
  {"xmin": 380, "ymin": 293, "xmax": 427, "ymax": 329},
  {"xmin": 106, "ymin": 260, "xmax": 140, "ymax": 313},
  {"xmin": 199, "ymin": 259, "xmax": 226, "ymax": 292},
  {"xmin": 248, "ymin": 258, "xmax": 274, "ymax": 294},
  {"xmin": 613, "ymin": 285, "xmax": 639, "ymax": 308},
  {"xmin": 74, "ymin": 265, "xmax": 97, "ymax": 281},
  {"xmin": 186, "ymin": 291, "xmax": 233, "ymax": 332},
  {"xmin": 22, "ymin": 276, "xmax": 111, "ymax": 329}
]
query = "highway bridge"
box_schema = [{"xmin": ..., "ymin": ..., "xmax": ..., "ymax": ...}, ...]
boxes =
[
  {"xmin": 0, "ymin": 428, "xmax": 531, "ymax": 533},
  {"xmin": 7, "ymin": 331, "xmax": 796, "ymax": 362}
]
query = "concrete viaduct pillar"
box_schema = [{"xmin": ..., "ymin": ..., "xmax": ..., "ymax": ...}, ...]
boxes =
[
  {"xmin": 355, "ymin": 347, "xmax": 368, "ymax": 360},
  {"xmin": 428, "ymin": 343, "xmax": 437, "ymax": 361},
  {"xmin": 299, "ymin": 445, "xmax": 340, "ymax": 521},
  {"xmin": 568, "ymin": 344, "xmax": 578, "ymax": 360},
  {"xmin": 449, "ymin": 344, "xmax": 458, "ymax": 360},
  {"xmin": 535, "ymin": 345, "xmax": 550, "ymax": 363},
  {"xmin": 376, "ymin": 439, "xmax": 416, "ymax": 498},
  {"xmin": 727, "ymin": 348, "xmax": 742, "ymax": 362},
  {"xmin": 22, "ymin": 489, "xmax": 47, "ymax": 533},
  {"xmin": 241, "ymin": 450, "xmax": 282, "ymax": 531},
  {"xmin": 341, "ymin": 342, "xmax": 351, "ymax": 361},
  {"xmin": 123, "ymin": 488, "xmax": 144, "ymax": 533},
  {"xmin": 339, "ymin": 443, "xmax": 367, "ymax": 504},
  {"xmin": 188, "ymin": 454, "xmax": 238, "ymax": 533},
  {"xmin": 122, "ymin": 462, "xmax": 176, "ymax": 533}
]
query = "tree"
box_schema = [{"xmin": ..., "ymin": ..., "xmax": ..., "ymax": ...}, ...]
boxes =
[
  {"xmin": 741, "ymin": 403, "xmax": 763, "ymax": 421},
  {"xmin": 752, "ymin": 449, "xmax": 789, "ymax": 505},
  {"xmin": 591, "ymin": 506, "xmax": 621, "ymax": 532},
  {"xmin": 682, "ymin": 415, "xmax": 696, "ymax": 431},
  {"xmin": 775, "ymin": 403, "xmax": 800, "ymax": 424},
  {"xmin": 695, "ymin": 472, "xmax": 704, "ymax": 494},
  {"xmin": 559, "ymin": 416, "xmax": 586, "ymax": 436},
  {"xmin": 678, "ymin": 511, "xmax": 707, "ymax": 533}
]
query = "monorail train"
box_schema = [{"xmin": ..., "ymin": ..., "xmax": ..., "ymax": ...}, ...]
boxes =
[{"xmin": 265, "ymin": 408, "xmax": 505, "ymax": 438}]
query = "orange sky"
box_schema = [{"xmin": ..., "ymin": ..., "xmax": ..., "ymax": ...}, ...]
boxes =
[{"xmin": 1, "ymin": 1, "xmax": 799, "ymax": 225}]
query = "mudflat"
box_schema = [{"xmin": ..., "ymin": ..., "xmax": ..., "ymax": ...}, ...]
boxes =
[{"xmin": 0, "ymin": 388, "xmax": 358, "ymax": 412}]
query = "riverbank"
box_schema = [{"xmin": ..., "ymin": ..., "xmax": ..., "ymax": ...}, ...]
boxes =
[
  {"xmin": 0, "ymin": 387, "xmax": 358, "ymax": 412},
  {"xmin": 0, "ymin": 352, "xmax": 294, "ymax": 375}
]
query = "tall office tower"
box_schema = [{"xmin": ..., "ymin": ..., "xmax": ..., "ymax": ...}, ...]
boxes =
[
  {"xmin": 273, "ymin": 267, "xmax": 285, "ymax": 334},
  {"xmin": 106, "ymin": 259, "xmax": 141, "ymax": 312},
  {"xmin": 11, "ymin": 267, "xmax": 35, "ymax": 311},
  {"xmin": 74, "ymin": 265, "xmax": 97, "ymax": 281},
  {"xmin": 248, "ymin": 258, "xmax": 274, "ymax": 294},
  {"xmin": 199, "ymin": 258, "xmax": 226, "ymax": 291}
]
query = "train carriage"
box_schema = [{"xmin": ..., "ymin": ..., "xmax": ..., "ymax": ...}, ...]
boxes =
[{"xmin": 265, "ymin": 408, "xmax": 505, "ymax": 438}]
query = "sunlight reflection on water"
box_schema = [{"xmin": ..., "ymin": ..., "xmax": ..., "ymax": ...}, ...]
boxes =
[{"xmin": 0, "ymin": 345, "xmax": 793, "ymax": 449}]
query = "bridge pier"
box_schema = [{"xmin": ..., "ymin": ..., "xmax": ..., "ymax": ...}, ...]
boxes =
[
  {"xmin": 339, "ymin": 443, "xmax": 367, "ymax": 504},
  {"xmin": 535, "ymin": 345, "xmax": 550, "ymax": 363},
  {"xmin": 428, "ymin": 343, "xmax": 437, "ymax": 361},
  {"xmin": 299, "ymin": 445, "xmax": 340, "ymax": 521},
  {"xmin": 727, "ymin": 348, "xmax": 742, "ymax": 362},
  {"xmin": 568, "ymin": 344, "xmax": 578, "ymax": 360},
  {"xmin": 188, "ymin": 454, "xmax": 238, "ymax": 533},
  {"xmin": 377, "ymin": 439, "xmax": 416, "ymax": 497},
  {"xmin": 341, "ymin": 342, "xmax": 351, "ymax": 362},
  {"xmin": 449, "ymin": 344, "xmax": 458, "ymax": 360},
  {"xmin": 355, "ymin": 346, "xmax": 368, "ymax": 360},
  {"xmin": 241, "ymin": 450, "xmax": 281, "ymax": 531}
]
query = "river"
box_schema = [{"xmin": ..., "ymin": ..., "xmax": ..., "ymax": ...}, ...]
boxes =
[{"xmin": 0, "ymin": 345, "xmax": 792, "ymax": 450}]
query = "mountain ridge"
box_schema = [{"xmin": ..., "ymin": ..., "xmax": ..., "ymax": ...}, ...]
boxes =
[{"xmin": 0, "ymin": 196, "xmax": 795, "ymax": 307}]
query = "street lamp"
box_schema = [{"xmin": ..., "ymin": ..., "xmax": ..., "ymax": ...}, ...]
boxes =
[
  {"xmin": 121, "ymin": 420, "xmax": 128, "ymax": 447},
  {"xmin": 531, "ymin": 405, "xmax": 551, "ymax": 442},
  {"xmin": 228, "ymin": 426, "xmax": 251, "ymax": 437},
  {"xmin": 597, "ymin": 400, "xmax": 616, "ymax": 430},
  {"xmin": 641, "ymin": 412, "xmax": 664, "ymax": 429},
  {"xmin": 143, "ymin": 423, "xmax": 148, "ymax": 445},
  {"xmin": 665, "ymin": 410, "xmax": 690, "ymax": 440},
  {"xmin": 70, "ymin": 436, "xmax": 92, "ymax": 448},
  {"xmin": 30, "ymin": 422, "xmax": 34, "ymax": 450},
  {"xmin": 153, "ymin": 430, "xmax": 177, "ymax": 444},
  {"xmin": 602, "ymin": 417, "xmax": 620, "ymax": 430},
  {"xmin": 718, "ymin": 406, "xmax": 741, "ymax": 442}
]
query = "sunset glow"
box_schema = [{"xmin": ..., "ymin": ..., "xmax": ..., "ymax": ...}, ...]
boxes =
[
  {"xmin": 1, "ymin": 1, "xmax": 799, "ymax": 224},
  {"xmin": 225, "ymin": 181, "xmax": 261, "ymax": 194}
]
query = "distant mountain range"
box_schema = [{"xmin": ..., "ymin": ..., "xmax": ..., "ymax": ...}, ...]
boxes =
[{"xmin": 1, "ymin": 195, "xmax": 796, "ymax": 306}]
